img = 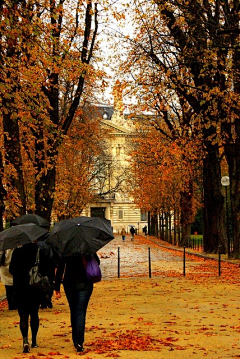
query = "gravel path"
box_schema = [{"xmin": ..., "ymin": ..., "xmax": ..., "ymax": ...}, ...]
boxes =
[{"xmin": 99, "ymin": 234, "xmax": 188, "ymax": 279}]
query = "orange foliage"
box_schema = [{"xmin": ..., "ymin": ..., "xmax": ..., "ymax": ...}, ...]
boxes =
[
  {"xmin": 128, "ymin": 123, "xmax": 202, "ymax": 225},
  {"xmin": 114, "ymin": 0, "xmax": 240, "ymax": 255},
  {"xmin": 0, "ymin": 0, "xmax": 109, "ymax": 221},
  {"xmin": 53, "ymin": 115, "xmax": 104, "ymax": 220}
]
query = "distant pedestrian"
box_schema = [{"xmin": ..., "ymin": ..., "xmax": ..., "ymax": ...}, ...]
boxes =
[
  {"xmin": 143, "ymin": 225, "xmax": 147, "ymax": 235},
  {"xmin": 120, "ymin": 228, "xmax": 126, "ymax": 241},
  {"xmin": 130, "ymin": 226, "xmax": 135, "ymax": 241}
]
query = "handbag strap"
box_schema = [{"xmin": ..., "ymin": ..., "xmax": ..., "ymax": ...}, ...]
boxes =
[{"xmin": 35, "ymin": 248, "xmax": 40, "ymax": 265}]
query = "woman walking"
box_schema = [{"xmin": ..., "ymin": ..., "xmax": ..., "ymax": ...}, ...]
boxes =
[
  {"xmin": 9, "ymin": 242, "xmax": 54, "ymax": 353},
  {"xmin": 54, "ymin": 253, "xmax": 100, "ymax": 352}
]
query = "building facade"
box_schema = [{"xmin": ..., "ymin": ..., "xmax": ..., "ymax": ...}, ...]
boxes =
[{"xmin": 82, "ymin": 103, "xmax": 147, "ymax": 234}]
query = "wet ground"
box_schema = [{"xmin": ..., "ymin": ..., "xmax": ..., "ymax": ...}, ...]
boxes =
[{"xmin": 98, "ymin": 234, "xmax": 186, "ymax": 279}]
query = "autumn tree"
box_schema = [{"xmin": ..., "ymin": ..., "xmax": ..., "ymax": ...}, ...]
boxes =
[
  {"xmin": 0, "ymin": 0, "xmax": 28, "ymax": 220},
  {"xmin": 128, "ymin": 117, "xmax": 202, "ymax": 245},
  {"xmin": 53, "ymin": 107, "xmax": 125, "ymax": 220},
  {"xmin": 0, "ymin": 0, "xmax": 109, "ymax": 225},
  {"xmin": 116, "ymin": 0, "xmax": 240, "ymax": 256}
]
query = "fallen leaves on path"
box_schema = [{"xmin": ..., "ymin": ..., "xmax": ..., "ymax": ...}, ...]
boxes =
[
  {"xmin": 114, "ymin": 235, "xmax": 240, "ymax": 284},
  {"xmin": 86, "ymin": 329, "xmax": 187, "ymax": 354}
]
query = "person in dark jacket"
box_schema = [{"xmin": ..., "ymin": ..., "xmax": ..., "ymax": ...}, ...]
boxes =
[
  {"xmin": 54, "ymin": 253, "xmax": 100, "ymax": 353},
  {"xmin": 37, "ymin": 239, "xmax": 56, "ymax": 309},
  {"xmin": 130, "ymin": 226, "xmax": 135, "ymax": 241},
  {"xmin": 9, "ymin": 242, "xmax": 54, "ymax": 353}
]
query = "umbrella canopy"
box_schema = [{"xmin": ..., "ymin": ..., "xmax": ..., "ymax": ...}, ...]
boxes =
[
  {"xmin": 12, "ymin": 214, "xmax": 50, "ymax": 229},
  {"xmin": 0, "ymin": 223, "xmax": 49, "ymax": 251},
  {"xmin": 47, "ymin": 216, "xmax": 114, "ymax": 257}
]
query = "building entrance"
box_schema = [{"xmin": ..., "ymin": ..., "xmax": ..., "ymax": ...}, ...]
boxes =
[{"xmin": 90, "ymin": 207, "xmax": 106, "ymax": 218}]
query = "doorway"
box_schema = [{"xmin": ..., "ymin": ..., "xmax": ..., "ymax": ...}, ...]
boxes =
[{"xmin": 90, "ymin": 207, "xmax": 106, "ymax": 218}]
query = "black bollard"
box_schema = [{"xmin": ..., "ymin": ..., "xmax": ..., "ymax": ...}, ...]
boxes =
[
  {"xmin": 118, "ymin": 247, "xmax": 120, "ymax": 278},
  {"xmin": 148, "ymin": 247, "xmax": 151, "ymax": 278},
  {"xmin": 218, "ymin": 246, "xmax": 221, "ymax": 276},
  {"xmin": 183, "ymin": 246, "xmax": 186, "ymax": 276}
]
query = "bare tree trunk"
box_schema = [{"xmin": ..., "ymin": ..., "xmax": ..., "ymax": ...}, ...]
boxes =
[
  {"xmin": 203, "ymin": 148, "xmax": 227, "ymax": 253},
  {"xmin": 173, "ymin": 210, "xmax": 177, "ymax": 245},
  {"xmin": 224, "ymin": 24, "xmax": 240, "ymax": 258},
  {"xmin": 35, "ymin": 166, "xmax": 56, "ymax": 223},
  {"xmin": 150, "ymin": 211, "xmax": 158, "ymax": 236},
  {"xmin": 3, "ymin": 111, "xmax": 26, "ymax": 216},
  {"xmin": 165, "ymin": 212, "xmax": 169, "ymax": 242},
  {"xmin": 180, "ymin": 183, "xmax": 193, "ymax": 247},
  {"xmin": 225, "ymin": 145, "xmax": 240, "ymax": 258}
]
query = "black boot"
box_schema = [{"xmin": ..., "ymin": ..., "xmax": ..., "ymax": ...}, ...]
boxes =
[
  {"xmin": 23, "ymin": 337, "xmax": 30, "ymax": 353},
  {"xmin": 75, "ymin": 343, "xmax": 84, "ymax": 352}
]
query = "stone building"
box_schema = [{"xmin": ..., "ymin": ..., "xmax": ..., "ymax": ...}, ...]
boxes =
[{"xmin": 82, "ymin": 101, "xmax": 147, "ymax": 234}]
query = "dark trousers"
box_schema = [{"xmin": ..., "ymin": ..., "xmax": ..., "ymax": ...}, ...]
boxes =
[
  {"xmin": 16, "ymin": 287, "xmax": 40, "ymax": 344},
  {"xmin": 64, "ymin": 283, "xmax": 93, "ymax": 346},
  {"xmin": 5, "ymin": 285, "xmax": 17, "ymax": 310}
]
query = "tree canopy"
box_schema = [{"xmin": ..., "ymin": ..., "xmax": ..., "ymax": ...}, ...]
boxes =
[
  {"xmin": 0, "ymin": 0, "xmax": 108, "ymax": 225},
  {"xmin": 115, "ymin": 0, "xmax": 240, "ymax": 256}
]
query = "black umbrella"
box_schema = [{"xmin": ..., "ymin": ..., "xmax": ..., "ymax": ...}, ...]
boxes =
[
  {"xmin": 12, "ymin": 214, "xmax": 50, "ymax": 229},
  {"xmin": 0, "ymin": 223, "xmax": 49, "ymax": 251},
  {"xmin": 47, "ymin": 216, "xmax": 114, "ymax": 256}
]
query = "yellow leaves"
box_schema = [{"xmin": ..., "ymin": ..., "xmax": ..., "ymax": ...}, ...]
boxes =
[{"xmin": 113, "ymin": 12, "xmax": 126, "ymax": 21}]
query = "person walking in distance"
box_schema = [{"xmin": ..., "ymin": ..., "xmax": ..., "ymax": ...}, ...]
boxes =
[
  {"xmin": 130, "ymin": 226, "xmax": 135, "ymax": 241},
  {"xmin": 143, "ymin": 225, "xmax": 147, "ymax": 235},
  {"xmin": 120, "ymin": 228, "xmax": 126, "ymax": 241}
]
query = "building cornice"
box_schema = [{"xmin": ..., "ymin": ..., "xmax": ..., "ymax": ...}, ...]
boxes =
[{"xmin": 101, "ymin": 119, "xmax": 134, "ymax": 136}]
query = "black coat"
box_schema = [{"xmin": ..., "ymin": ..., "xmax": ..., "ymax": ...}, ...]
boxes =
[
  {"xmin": 54, "ymin": 254, "xmax": 100, "ymax": 291},
  {"xmin": 9, "ymin": 242, "xmax": 55, "ymax": 293},
  {"xmin": 130, "ymin": 227, "xmax": 135, "ymax": 235}
]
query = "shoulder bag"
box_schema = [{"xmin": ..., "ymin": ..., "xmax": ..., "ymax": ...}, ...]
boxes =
[
  {"xmin": 85, "ymin": 256, "xmax": 102, "ymax": 283},
  {"xmin": 29, "ymin": 248, "xmax": 52, "ymax": 293}
]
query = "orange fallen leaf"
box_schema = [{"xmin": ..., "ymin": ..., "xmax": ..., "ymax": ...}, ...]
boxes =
[{"xmin": 48, "ymin": 352, "xmax": 61, "ymax": 355}]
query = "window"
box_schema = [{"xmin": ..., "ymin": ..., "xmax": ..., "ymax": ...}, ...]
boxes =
[
  {"xmin": 116, "ymin": 144, "xmax": 121, "ymax": 156},
  {"xmin": 141, "ymin": 211, "xmax": 147, "ymax": 221},
  {"xmin": 119, "ymin": 210, "xmax": 123, "ymax": 219}
]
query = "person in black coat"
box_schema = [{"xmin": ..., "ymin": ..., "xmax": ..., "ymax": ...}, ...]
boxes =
[
  {"xmin": 54, "ymin": 253, "xmax": 100, "ymax": 353},
  {"xmin": 130, "ymin": 226, "xmax": 135, "ymax": 240},
  {"xmin": 9, "ymin": 242, "xmax": 55, "ymax": 353},
  {"xmin": 37, "ymin": 239, "xmax": 56, "ymax": 309}
]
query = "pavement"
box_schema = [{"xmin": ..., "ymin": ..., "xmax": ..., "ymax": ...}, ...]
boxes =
[
  {"xmin": 98, "ymin": 234, "xmax": 240, "ymax": 279},
  {"xmin": 0, "ymin": 235, "xmax": 239, "ymax": 359},
  {"xmin": 1, "ymin": 234, "xmax": 239, "ymax": 299}
]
